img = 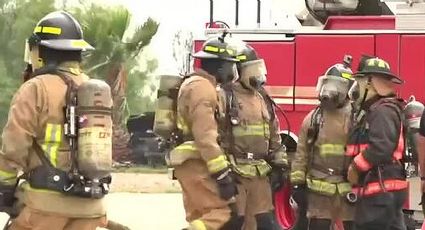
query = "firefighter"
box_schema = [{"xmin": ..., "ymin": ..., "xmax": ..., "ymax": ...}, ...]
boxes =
[
  {"xmin": 290, "ymin": 62, "xmax": 355, "ymax": 230},
  {"xmin": 0, "ymin": 11, "xmax": 110, "ymax": 229},
  {"xmin": 216, "ymin": 41, "xmax": 288, "ymax": 230},
  {"xmin": 346, "ymin": 56, "xmax": 408, "ymax": 230},
  {"xmin": 170, "ymin": 35, "xmax": 240, "ymax": 230},
  {"xmin": 418, "ymin": 103, "xmax": 425, "ymax": 214}
]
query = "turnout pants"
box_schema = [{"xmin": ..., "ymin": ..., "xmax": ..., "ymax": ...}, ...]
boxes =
[
  {"xmin": 8, "ymin": 207, "xmax": 107, "ymax": 230},
  {"xmin": 354, "ymin": 190, "xmax": 407, "ymax": 230},
  {"xmin": 175, "ymin": 159, "xmax": 234, "ymax": 230},
  {"xmin": 235, "ymin": 176, "xmax": 275, "ymax": 230},
  {"xmin": 307, "ymin": 192, "xmax": 355, "ymax": 230}
]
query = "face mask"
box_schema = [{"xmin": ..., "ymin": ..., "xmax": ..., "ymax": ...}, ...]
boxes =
[
  {"xmin": 316, "ymin": 75, "xmax": 350, "ymax": 109},
  {"xmin": 240, "ymin": 59, "xmax": 267, "ymax": 91},
  {"xmin": 348, "ymin": 80, "xmax": 360, "ymax": 101},
  {"xmin": 217, "ymin": 61, "xmax": 238, "ymax": 84}
]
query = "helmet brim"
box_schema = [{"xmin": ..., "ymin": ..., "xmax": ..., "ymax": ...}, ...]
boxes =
[
  {"xmin": 40, "ymin": 39, "xmax": 94, "ymax": 51},
  {"xmin": 192, "ymin": 50, "xmax": 238, "ymax": 62},
  {"xmin": 354, "ymin": 71, "xmax": 403, "ymax": 84}
]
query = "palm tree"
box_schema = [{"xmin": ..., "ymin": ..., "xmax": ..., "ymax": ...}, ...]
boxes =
[{"xmin": 73, "ymin": 4, "xmax": 159, "ymax": 161}]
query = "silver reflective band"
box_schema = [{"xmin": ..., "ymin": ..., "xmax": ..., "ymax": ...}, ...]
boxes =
[{"xmin": 346, "ymin": 192, "xmax": 358, "ymax": 203}]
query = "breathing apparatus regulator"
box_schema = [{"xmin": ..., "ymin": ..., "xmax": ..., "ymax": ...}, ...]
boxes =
[
  {"xmin": 316, "ymin": 55, "xmax": 354, "ymax": 110},
  {"xmin": 25, "ymin": 11, "xmax": 113, "ymax": 199}
]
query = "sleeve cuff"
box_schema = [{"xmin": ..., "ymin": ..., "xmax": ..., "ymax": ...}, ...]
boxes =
[{"xmin": 353, "ymin": 152, "xmax": 373, "ymax": 172}]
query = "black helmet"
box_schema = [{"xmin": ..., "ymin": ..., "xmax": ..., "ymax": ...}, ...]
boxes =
[
  {"xmin": 355, "ymin": 57, "xmax": 403, "ymax": 84},
  {"xmin": 29, "ymin": 11, "xmax": 94, "ymax": 51},
  {"xmin": 235, "ymin": 44, "xmax": 258, "ymax": 62},
  {"xmin": 192, "ymin": 36, "xmax": 238, "ymax": 62}
]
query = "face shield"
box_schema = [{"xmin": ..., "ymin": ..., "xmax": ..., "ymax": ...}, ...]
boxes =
[
  {"xmin": 240, "ymin": 59, "xmax": 267, "ymax": 91},
  {"xmin": 316, "ymin": 75, "xmax": 350, "ymax": 109},
  {"xmin": 24, "ymin": 40, "xmax": 32, "ymax": 65}
]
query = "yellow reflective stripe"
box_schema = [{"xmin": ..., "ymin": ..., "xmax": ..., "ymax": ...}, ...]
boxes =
[
  {"xmin": 42, "ymin": 123, "xmax": 62, "ymax": 167},
  {"xmin": 190, "ymin": 219, "xmax": 207, "ymax": 230},
  {"xmin": 232, "ymin": 123, "xmax": 269, "ymax": 137},
  {"xmin": 237, "ymin": 54, "xmax": 247, "ymax": 61},
  {"xmin": 307, "ymin": 179, "xmax": 337, "ymax": 196},
  {"xmin": 307, "ymin": 179, "xmax": 351, "ymax": 196},
  {"xmin": 34, "ymin": 26, "xmax": 62, "ymax": 35},
  {"xmin": 233, "ymin": 160, "xmax": 271, "ymax": 177},
  {"xmin": 175, "ymin": 142, "xmax": 197, "ymax": 151},
  {"xmin": 0, "ymin": 170, "xmax": 17, "ymax": 185},
  {"xmin": 70, "ymin": 40, "xmax": 89, "ymax": 48},
  {"xmin": 341, "ymin": 72, "xmax": 352, "ymax": 79},
  {"xmin": 207, "ymin": 155, "xmax": 229, "ymax": 173},
  {"xmin": 290, "ymin": 170, "xmax": 306, "ymax": 184},
  {"xmin": 45, "ymin": 123, "xmax": 53, "ymax": 142},
  {"xmin": 204, "ymin": 45, "xmax": 219, "ymax": 52},
  {"xmin": 337, "ymin": 182, "xmax": 352, "ymax": 195},
  {"xmin": 203, "ymin": 46, "xmax": 235, "ymax": 55},
  {"xmin": 34, "ymin": 26, "xmax": 42, "ymax": 33},
  {"xmin": 319, "ymin": 144, "xmax": 345, "ymax": 157}
]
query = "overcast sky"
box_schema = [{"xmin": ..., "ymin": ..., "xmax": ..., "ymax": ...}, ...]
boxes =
[{"xmin": 69, "ymin": 0, "xmax": 305, "ymax": 75}]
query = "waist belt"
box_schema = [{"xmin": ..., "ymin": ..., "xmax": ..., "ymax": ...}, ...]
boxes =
[
  {"xmin": 228, "ymin": 155, "xmax": 271, "ymax": 177},
  {"xmin": 311, "ymin": 162, "xmax": 344, "ymax": 176},
  {"xmin": 233, "ymin": 152, "xmax": 267, "ymax": 161},
  {"xmin": 353, "ymin": 179, "xmax": 408, "ymax": 197},
  {"xmin": 27, "ymin": 165, "xmax": 110, "ymax": 199}
]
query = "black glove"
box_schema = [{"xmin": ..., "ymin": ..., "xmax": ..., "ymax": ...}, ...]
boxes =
[
  {"xmin": 291, "ymin": 184, "xmax": 307, "ymax": 208},
  {"xmin": 211, "ymin": 168, "xmax": 238, "ymax": 201},
  {"xmin": 269, "ymin": 167, "xmax": 287, "ymax": 192},
  {"xmin": 0, "ymin": 184, "xmax": 17, "ymax": 217}
]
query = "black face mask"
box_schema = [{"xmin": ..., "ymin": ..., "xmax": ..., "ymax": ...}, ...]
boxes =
[{"xmin": 201, "ymin": 59, "xmax": 237, "ymax": 84}]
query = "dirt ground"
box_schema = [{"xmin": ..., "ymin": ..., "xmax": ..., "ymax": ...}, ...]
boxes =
[{"xmin": 110, "ymin": 172, "xmax": 182, "ymax": 193}]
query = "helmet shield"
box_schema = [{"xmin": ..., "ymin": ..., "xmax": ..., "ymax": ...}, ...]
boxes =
[{"xmin": 316, "ymin": 75, "xmax": 351, "ymax": 109}]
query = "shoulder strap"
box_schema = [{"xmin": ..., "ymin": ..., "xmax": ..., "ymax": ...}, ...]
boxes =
[
  {"xmin": 258, "ymin": 87, "xmax": 276, "ymax": 121},
  {"xmin": 32, "ymin": 65, "xmax": 79, "ymax": 173},
  {"xmin": 306, "ymin": 106, "xmax": 323, "ymax": 168}
]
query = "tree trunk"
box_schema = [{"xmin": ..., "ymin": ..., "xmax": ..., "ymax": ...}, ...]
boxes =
[{"xmin": 107, "ymin": 64, "xmax": 131, "ymax": 162}]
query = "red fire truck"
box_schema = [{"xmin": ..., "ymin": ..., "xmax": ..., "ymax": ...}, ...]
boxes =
[{"xmin": 193, "ymin": 0, "xmax": 425, "ymax": 229}]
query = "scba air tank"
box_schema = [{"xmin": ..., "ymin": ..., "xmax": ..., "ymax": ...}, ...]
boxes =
[
  {"xmin": 405, "ymin": 96, "xmax": 425, "ymax": 129},
  {"xmin": 153, "ymin": 75, "xmax": 184, "ymax": 139},
  {"xmin": 77, "ymin": 79, "xmax": 113, "ymax": 180}
]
